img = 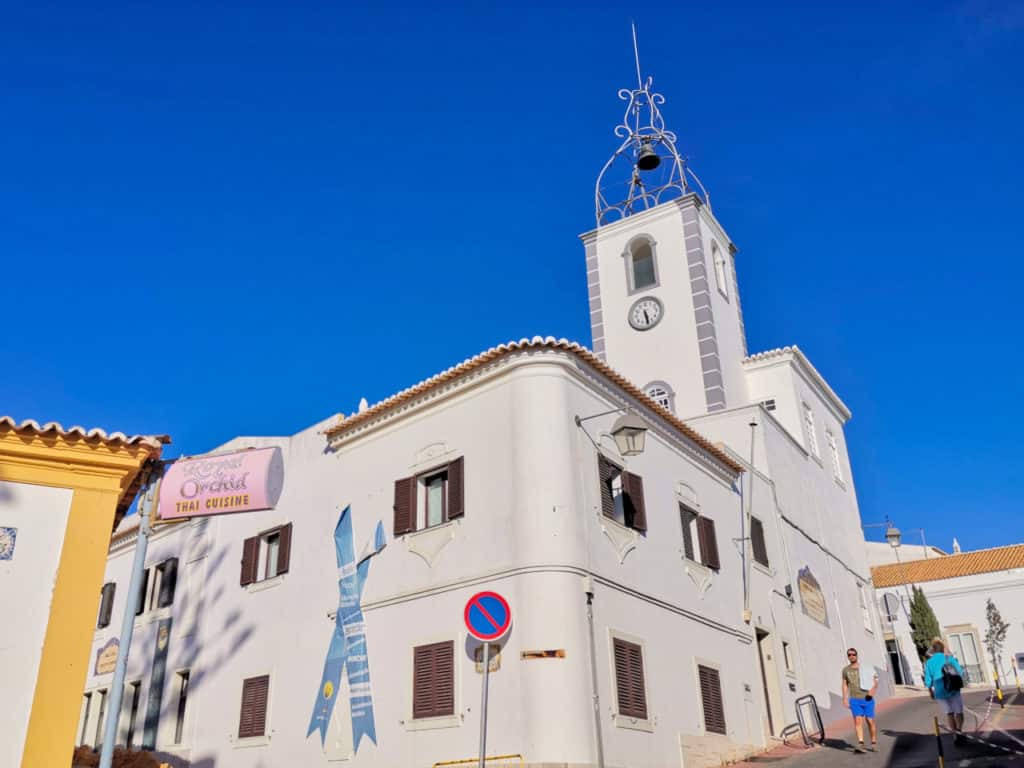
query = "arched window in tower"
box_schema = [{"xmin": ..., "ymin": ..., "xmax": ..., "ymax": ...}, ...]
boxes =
[
  {"xmin": 625, "ymin": 237, "xmax": 659, "ymax": 293},
  {"xmin": 712, "ymin": 242, "xmax": 730, "ymax": 301},
  {"xmin": 644, "ymin": 381, "xmax": 675, "ymax": 413}
]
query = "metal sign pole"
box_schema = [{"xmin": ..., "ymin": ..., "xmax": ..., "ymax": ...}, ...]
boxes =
[
  {"xmin": 98, "ymin": 473, "xmax": 159, "ymax": 768},
  {"xmin": 478, "ymin": 641, "xmax": 491, "ymax": 768}
]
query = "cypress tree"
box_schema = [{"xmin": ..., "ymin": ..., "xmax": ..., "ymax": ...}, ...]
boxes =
[
  {"xmin": 984, "ymin": 598, "xmax": 1010, "ymax": 676},
  {"xmin": 909, "ymin": 586, "xmax": 941, "ymax": 660}
]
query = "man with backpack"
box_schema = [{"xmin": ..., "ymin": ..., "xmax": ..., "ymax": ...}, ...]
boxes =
[{"xmin": 924, "ymin": 638, "xmax": 966, "ymax": 744}]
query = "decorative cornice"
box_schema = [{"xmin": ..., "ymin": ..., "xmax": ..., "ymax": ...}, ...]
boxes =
[{"xmin": 323, "ymin": 336, "xmax": 744, "ymax": 476}]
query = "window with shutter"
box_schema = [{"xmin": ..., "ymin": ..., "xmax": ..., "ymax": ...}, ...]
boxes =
[
  {"xmin": 750, "ymin": 517, "xmax": 769, "ymax": 568},
  {"xmin": 97, "ymin": 582, "xmax": 116, "ymax": 628},
  {"xmin": 446, "ymin": 457, "xmax": 464, "ymax": 519},
  {"xmin": 277, "ymin": 522, "xmax": 292, "ymax": 575},
  {"xmin": 612, "ymin": 637, "xmax": 648, "ymax": 719},
  {"xmin": 698, "ymin": 665, "xmax": 727, "ymax": 734},
  {"xmin": 393, "ymin": 476, "xmax": 417, "ymax": 536},
  {"xmin": 598, "ymin": 454, "xmax": 619, "ymax": 522},
  {"xmin": 238, "ymin": 675, "xmax": 270, "ymax": 738},
  {"xmin": 413, "ymin": 641, "xmax": 455, "ymax": 719},
  {"xmin": 680, "ymin": 504, "xmax": 698, "ymax": 561},
  {"xmin": 697, "ymin": 516, "xmax": 721, "ymax": 570},
  {"xmin": 240, "ymin": 536, "xmax": 259, "ymax": 586},
  {"xmin": 158, "ymin": 558, "xmax": 178, "ymax": 607},
  {"xmin": 621, "ymin": 472, "xmax": 647, "ymax": 532},
  {"xmin": 135, "ymin": 570, "xmax": 149, "ymax": 615}
]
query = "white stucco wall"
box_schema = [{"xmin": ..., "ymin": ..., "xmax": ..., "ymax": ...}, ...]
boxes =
[
  {"xmin": 0, "ymin": 480, "xmax": 73, "ymax": 768},
  {"xmin": 81, "ymin": 352, "xmax": 772, "ymax": 768}
]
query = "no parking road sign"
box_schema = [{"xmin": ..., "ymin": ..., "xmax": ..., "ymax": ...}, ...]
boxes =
[{"xmin": 464, "ymin": 591, "xmax": 512, "ymax": 642}]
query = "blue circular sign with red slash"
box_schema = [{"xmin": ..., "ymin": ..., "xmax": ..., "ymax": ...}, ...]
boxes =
[{"xmin": 464, "ymin": 591, "xmax": 512, "ymax": 641}]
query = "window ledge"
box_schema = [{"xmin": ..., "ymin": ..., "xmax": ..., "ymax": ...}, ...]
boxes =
[
  {"xmin": 233, "ymin": 735, "xmax": 271, "ymax": 749},
  {"xmin": 404, "ymin": 713, "xmax": 461, "ymax": 731},
  {"xmin": 133, "ymin": 606, "xmax": 172, "ymax": 627},
  {"xmin": 246, "ymin": 574, "xmax": 285, "ymax": 594},
  {"xmin": 613, "ymin": 713, "xmax": 654, "ymax": 732},
  {"xmin": 682, "ymin": 557, "xmax": 713, "ymax": 596},
  {"xmin": 752, "ymin": 560, "xmax": 773, "ymax": 577},
  {"xmin": 406, "ymin": 520, "xmax": 459, "ymax": 568},
  {"xmin": 600, "ymin": 516, "xmax": 639, "ymax": 564}
]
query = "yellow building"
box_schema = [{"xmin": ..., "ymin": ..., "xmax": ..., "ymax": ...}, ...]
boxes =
[{"xmin": 0, "ymin": 417, "xmax": 167, "ymax": 768}]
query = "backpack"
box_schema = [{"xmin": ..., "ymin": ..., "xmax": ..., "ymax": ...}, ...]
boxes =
[{"xmin": 941, "ymin": 655, "xmax": 964, "ymax": 692}]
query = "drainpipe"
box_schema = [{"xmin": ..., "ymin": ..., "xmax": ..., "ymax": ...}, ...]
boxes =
[
  {"xmin": 742, "ymin": 417, "xmax": 757, "ymax": 623},
  {"xmin": 585, "ymin": 584, "xmax": 606, "ymax": 768}
]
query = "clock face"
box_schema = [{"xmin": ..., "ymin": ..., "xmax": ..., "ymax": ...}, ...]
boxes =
[{"xmin": 628, "ymin": 297, "xmax": 663, "ymax": 331}]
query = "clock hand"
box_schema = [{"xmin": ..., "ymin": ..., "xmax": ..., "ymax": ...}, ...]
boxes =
[{"xmin": 643, "ymin": 309, "xmax": 650, "ymax": 323}]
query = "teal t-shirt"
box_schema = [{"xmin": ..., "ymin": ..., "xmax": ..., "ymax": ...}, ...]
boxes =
[{"xmin": 924, "ymin": 653, "xmax": 963, "ymax": 699}]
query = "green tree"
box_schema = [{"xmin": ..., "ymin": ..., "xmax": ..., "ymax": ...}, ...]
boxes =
[
  {"xmin": 984, "ymin": 598, "xmax": 1010, "ymax": 677},
  {"xmin": 909, "ymin": 586, "xmax": 941, "ymax": 660}
]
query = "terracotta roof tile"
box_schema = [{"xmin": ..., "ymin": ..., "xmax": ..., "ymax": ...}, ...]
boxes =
[
  {"xmin": 324, "ymin": 336, "xmax": 744, "ymax": 474},
  {"xmin": 0, "ymin": 416, "xmax": 169, "ymax": 449},
  {"xmin": 871, "ymin": 543, "xmax": 1024, "ymax": 587}
]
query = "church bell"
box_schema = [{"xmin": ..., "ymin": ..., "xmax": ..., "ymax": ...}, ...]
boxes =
[{"xmin": 636, "ymin": 140, "xmax": 661, "ymax": 171}]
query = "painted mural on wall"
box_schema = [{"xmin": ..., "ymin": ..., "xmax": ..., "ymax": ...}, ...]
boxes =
[
  {"xmin": 307, "ymin": 506, "xmax": 385, "ymax": 754},
  {"xmin": 797, "ymin": 566, "xmax": 829, "ymax": 626},
  {"xmin": 0, "ymin": 526, "xmax": 17, "ymax": 560}
]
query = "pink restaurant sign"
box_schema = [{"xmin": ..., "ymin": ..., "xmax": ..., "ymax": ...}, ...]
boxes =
[{"xmin": 157, "ymin": 447, "xmax": 285, "ymax": 520}]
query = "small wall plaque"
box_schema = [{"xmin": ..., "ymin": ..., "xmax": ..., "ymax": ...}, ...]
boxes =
[{"xmin": 520, "ymin": 649, "xmax": 566, "ymax": 660}]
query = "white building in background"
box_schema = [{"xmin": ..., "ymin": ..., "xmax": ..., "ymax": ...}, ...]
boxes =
[
  {"xmin": 872, "ymin": 544, "xmax": 1024, "ymax": 689},
  {"xmin": 865, "ymin": 541, "xmax": 948, "ymax": 569},
  {"xmin": 77, "ymin": 61, "xmax": 886, "ymax": 768}
]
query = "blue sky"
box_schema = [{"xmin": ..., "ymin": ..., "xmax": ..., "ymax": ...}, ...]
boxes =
[{"xmin": 2, "ymin": 2, "xmax": 1021, "ymax": 551}]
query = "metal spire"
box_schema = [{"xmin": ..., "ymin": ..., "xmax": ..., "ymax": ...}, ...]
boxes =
[{"xmin": 594, "ymin": 26, "xmax": 710, "ymax": 225}]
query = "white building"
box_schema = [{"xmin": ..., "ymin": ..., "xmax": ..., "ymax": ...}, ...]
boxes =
[
  {"xmin": 865, "ymin": 541, "xmax": 947, "ymax": 569},
  {"xmin": 873, "ymin": 544, "xmax": 1024, "ymax": 689},
  {"xmin": 77, "ymin": 63, "xmax": 885, "ymax": 768}
]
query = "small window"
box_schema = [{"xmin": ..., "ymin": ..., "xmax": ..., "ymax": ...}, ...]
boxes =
[
  {"xmin": 750, "ymin": 517, "xmax": 769, "ymax": 568},
  {"xmin": 859, "ymin": 583, "xmax": 872, "ymax": 632},
  {"xmin": 644, "ymin": 382, "xmax": 675, "ymax": 413},
  {"xmin": 238, "ymin": 675, "xmax": 270, "ymax": 738},
  {"xmin": 613, "ymin": 637, "xmax": 648, "ymax": 719},
  {"xmin": 240, "ymin": 524, "xmax": 293, "ymax": 586},
  {"xmin": 125, "ymin": 681, "xmax": 141, "ymax": 749},
  {"xmin": 93, "ymin": 688, "xmax": 109, "ymax": 749},
  {"xmin": 698, "ymin": 665, "xmax": 726, "ymax": 735},
  {"xmin": 802, "ymin": 403, "xmax": 820, "ymax": 458},
  {"xmin": 136, "ymin": 559, "xmax": 178, "ymax": 614},
  {"xmin": 97, "ymin": 582, "xmax": 116, "ymax": 628},
  {"xmin": 782, "ymin": 641, "xmax": 794, "ymax": 673},
  {"xmin": 79, "ymin": 693, "xmax": 93, "ymax": 746},
  {"xmin": 761, "ymin": 399, "xmax": 776, "ymax": 412},
  {"xmin": 393, "ymin": 457, "xmax": 465, "ymax": 536},
  {"xmin": 598, "ymin": 455, "xmax": 647, "ymax": 532},
  {"xmin": 827, "ymin": 430, "xmax": 843, "ymax": 482},
  {"xmin": 712, "ymin": 242, "xmax": 730, "ymax": 300},
  {"xmin": 680, "ymin": 505, "xmax": 720, "ymax": 569},
  {"xmin": 174, "ymin": 671, "xmax": 190, "ymax": 744},
  {"xmin": 413, "ymin": 641, "xmax": 455, "ymax": 719},
  {"xmin": 630, "ymin": 240, "xmax": 657, "ymax": 291}
]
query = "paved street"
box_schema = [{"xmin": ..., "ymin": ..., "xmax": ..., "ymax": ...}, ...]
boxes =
[{"xmin": 740, "ymin": 690, "xmax": 1024, "ymax": 768}]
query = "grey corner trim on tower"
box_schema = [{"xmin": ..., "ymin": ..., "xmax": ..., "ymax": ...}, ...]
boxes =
[
  {"xmin": 680, "ymin": 200, "xmax": 726, "ymax": 412},
  {"xmin": 727, "ymin": 243, "xmax": 749, "ymax": 357},
  {"xmin": 585, "ymin": 238, "xmax": 606, "ymax": 360}
]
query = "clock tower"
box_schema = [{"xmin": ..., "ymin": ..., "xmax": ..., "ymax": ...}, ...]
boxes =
[{"xmin": 581, "ymin": 66, "xmax": 750, "ymax": 419}]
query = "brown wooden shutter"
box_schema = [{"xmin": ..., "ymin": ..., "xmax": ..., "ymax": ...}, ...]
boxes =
[
  {"xmin": 697, "ymin": 516, "xmax": 721, "ymax": 570},
  {"xmin": 158, "ymin": 558, "xmax": 178, "ymax": 608},
  {"xmin": 276, "ymin": 523, "xmax": 293, "ymax": 574},
  {"xmin": 597, "ymin": 455, "xmax": 617, "ymax": 519},
  {"xmin": 135, "ymin": 569, "xmax": 149, "ymax": 615},
  {"xmin": 97, "ymin": 582, "xmax": 116, "ymax": 628},
  {"xmin": 698, "ymin": 665, "xmax": 727, "ymax": 734},
  {"xmin": 393, "ymin": 477, "xmax": 417, "ymax": 536},
  {"xmin": 240, "ymin": 536, "xmax": 259, "ymax": 586},
  {"xmin": 613, "ymin": 638, "xmax": 648, "ymax": 719},
  {"xmin": 446, "ymin": 457, "xmax": 464, "ymax": 520},
  {"xmin": 622, "ymin": 471, "xmax": 647, "ymax": 532},
  {"xmin": 750, "ymin": 517, "xmax": 769, "ymax": 567},
  {"xmin": 413, "ymin": 641, "xmax": 455, "ymax": 719},
  {"xmin": 237, "ymin": 675, "xmax": 270, "ymax": 738}
]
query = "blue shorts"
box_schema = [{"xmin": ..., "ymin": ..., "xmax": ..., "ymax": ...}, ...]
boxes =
[{"xmin": 850, "ymin": 698, "xmax": 876, "ymax": 718}]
